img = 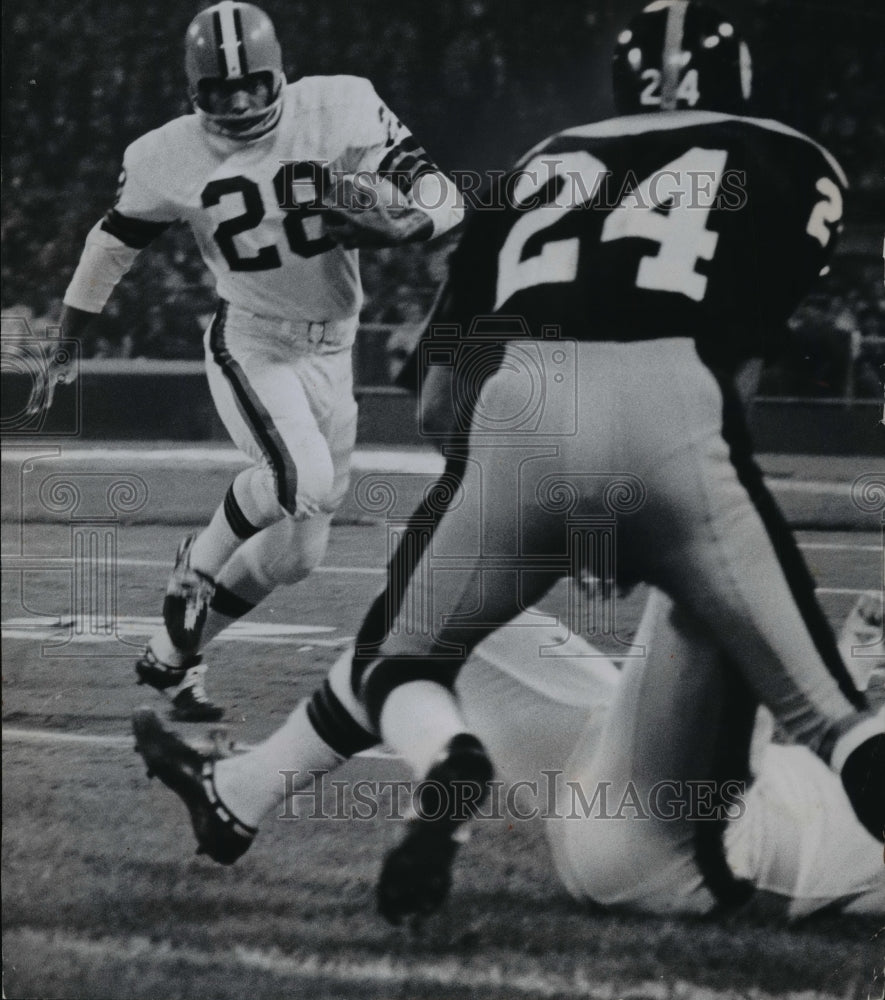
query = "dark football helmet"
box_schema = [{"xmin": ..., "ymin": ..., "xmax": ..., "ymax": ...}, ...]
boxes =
[
  {"xmin": 185, "ymin": 1, "xmax": 285, "ymax": 139},
  {"xmin": 612, "ymin": 1, "xmax": 752, "ymax": 115}
]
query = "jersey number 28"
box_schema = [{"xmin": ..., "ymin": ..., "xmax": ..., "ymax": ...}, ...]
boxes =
[{"xmin": 201, "ymin": 162, "xmax": 334, "ymax": 271}]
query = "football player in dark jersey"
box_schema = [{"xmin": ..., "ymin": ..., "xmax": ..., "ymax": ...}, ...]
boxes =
[{"xmin": 132, "ymin": 0, "xmax": 884, "ymax": 925}]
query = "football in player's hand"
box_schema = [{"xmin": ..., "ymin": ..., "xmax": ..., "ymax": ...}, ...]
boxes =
[{"xmin": 322, "ymin": 172, "xmax": 430, "ymax": 248}]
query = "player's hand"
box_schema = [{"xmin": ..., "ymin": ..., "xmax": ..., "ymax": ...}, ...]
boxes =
[{"xmin": 322, "ymin": 173, "xmax": 433, "ymax": 249}]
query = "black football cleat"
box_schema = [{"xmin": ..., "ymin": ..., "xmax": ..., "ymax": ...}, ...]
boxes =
[
  {"xmin": 136, "ymin": 648, "xmax": 224, "ymax": 723},
  {"xmin": 840, "ymin": 732, "xmax": 885, "ymax": 842},
  {"xmin": 132, "ymin": 707, "xmax": 255, "ymax": 864},
  {"xmin": 168, "ymin": 663, "xmax": 225, "ymax": 723},
  {"xmin": 135, "ymin": 645, "xmax": 194, "ymax": 692},
  {"xmin": 376, "ymin": 733, "xmax": 494, "ymax": 926}
]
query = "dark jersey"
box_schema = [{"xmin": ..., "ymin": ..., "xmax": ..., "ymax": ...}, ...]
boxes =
[{"xmin": 445, "ymin": 110, "xmax": 846, "ymax": 371}]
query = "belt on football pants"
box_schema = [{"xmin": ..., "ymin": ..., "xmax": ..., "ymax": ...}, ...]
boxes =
[{"xmin": 219, "ymin": 303, "xmax": 357, "ymax": 347}]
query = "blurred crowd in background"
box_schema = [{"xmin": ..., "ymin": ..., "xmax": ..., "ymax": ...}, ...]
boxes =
[{"xmin": 2, "ymin": 0, "xmax": 882, "ymax": 395}]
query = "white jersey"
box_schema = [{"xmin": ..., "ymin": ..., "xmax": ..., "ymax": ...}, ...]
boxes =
[
  {"xmin": 725, "ymin": 742, "xmax": 885, "ymax": 918},
  {"xmin": 457, "ymin": 608, "xmax": 884, "ymax": 918},
  {"xmin": 94, "ymin": 76, "xmax": 432, "ymax": 321}
]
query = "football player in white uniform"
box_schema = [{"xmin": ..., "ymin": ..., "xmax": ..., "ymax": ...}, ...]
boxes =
[
  {"xmin": 473, "ymin": 590, "xmax": 885, "ymax": 921},
  {"xmin": 131, "ymin": 588, "xmax": 885, "ymax": 920},
  {"xmin": 48, "ymin": 2, "xmax": 464, "ymax": 720}
]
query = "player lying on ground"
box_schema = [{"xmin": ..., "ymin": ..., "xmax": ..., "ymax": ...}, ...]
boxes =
[
  {"xmin": 37, "ymin": 1, "xmax": 463, "ymax": 721},
  {"xmin": 132, "ymin": 586, "xmax": 884, "ymax": 920}
]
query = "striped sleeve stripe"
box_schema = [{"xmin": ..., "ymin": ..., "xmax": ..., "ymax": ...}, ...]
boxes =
[
  {"xmin": 100, "ymin": 209, "xmax": 172, "ymax": 249},
  {"xmin": 377, "ymin": 136, "xmax": 426, "ymax": 175},
  {"xmin": 378, "ymin": 146, "xmax": 438, "ymax": 194},
  {"xmin": 377, "ymin": 135, "xmax": 421, "ymax": 172}
]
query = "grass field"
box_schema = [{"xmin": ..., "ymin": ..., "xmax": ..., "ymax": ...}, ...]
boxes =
[{"xmin": 2, "ymin": 454, "xmax": 884, "ymax": 1000}]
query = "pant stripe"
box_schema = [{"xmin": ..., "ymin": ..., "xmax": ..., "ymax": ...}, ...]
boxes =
[
  {"xmin": 693, "ymin": 666, "xmax": 757, "ymax": 909},
  {"xmin": 717, "ymin": 376, "xmax": 867, "ymax": 711},
  {"xmin": 351, "ymin": 451, "xmax": 468, "ymax": 697},
  {"xmin": 208, "ymin": 303, "xmax": 299, "ymax": 512}
]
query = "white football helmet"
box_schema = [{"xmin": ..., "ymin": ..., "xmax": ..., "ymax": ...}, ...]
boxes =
[{"xmin": 184, "ymin": 1, "xmax": 285, "ymax": 140}]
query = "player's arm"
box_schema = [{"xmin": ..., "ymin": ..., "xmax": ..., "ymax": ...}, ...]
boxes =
[
  {"xmin": 399, "ymin": 203, "xmax": 505, "ymax": 444},
  {"xmin": 323, "ymin": 80, "xmax": 464, "ymax": 249},
  {"xmin": 28, "ymin": 141, "xmax": 177, "ymax": 418},
  {"xmin": 25, "ymin": 218, "xmax": 162, "ymax": 419},
  {"xmin": 323, "ymin": 167, "xmax": 464, "ymax": 250},
  {"xmin": 23, "ymin": 222, "xmax": 145, "ymax": 419}
]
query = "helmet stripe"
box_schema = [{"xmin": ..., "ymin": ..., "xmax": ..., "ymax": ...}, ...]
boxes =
[
  {"xmin": 211, "ymin": 10, "xmax": 227, "ymax": 78},
  {"xmin": 215, "ymin": 1, "xmax": 243, "ymax": 78},
  {"xmin": 232, "ymin": 6, "xmax": 249, "ymax": 74},
  {"xmin": 660, "ymin": 0, "xmax": 689, "ymax": 110}
]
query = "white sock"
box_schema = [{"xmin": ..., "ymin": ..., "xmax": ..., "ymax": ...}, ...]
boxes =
[
  {"xmin": 190, "ymin": 469, "xmax": 284, "ymax": 578},
  {"xmin": 379, "ymin": 680, "xmax": 467, "ymax": 779},
  {"xmin": 149, "ymin": 628, "xmax": 190, "ymax": 669},
  {"xmin": 213, "ymin": 701, "xmax": 344, "ymax": 827},
  {"xmin": 189, "ymin": 504, "xmax": 246, "ymax": 579}
]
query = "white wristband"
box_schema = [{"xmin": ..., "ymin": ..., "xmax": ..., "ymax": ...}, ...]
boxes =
[
  {"xmin": 63, "ymin": 222, "xmax": 142, "ymax": 313},
  {"xmin": 412, "ymin": 172, "xmax": 465, "ymax": 239}
]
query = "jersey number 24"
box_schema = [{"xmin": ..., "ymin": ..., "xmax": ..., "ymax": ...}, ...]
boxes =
[{"xmin": 495, "ymin": 148, "xmax": 842, "ymax": 309}]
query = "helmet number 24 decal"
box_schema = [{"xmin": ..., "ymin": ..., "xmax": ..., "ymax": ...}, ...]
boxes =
[
  {"xmin": 639, "ymin": 68, "xmax": 701, "ymax": 108},
  {"xmin": 496, "ymin": 147, "xmax": 727, "ymax": 307}
]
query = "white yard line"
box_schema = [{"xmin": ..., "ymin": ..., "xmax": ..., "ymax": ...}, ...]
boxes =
[
  {"xmin": 1, "ymin": 927, "xmax": 848, "ymax": 1000},
  {"xmin": 1, "ymin": 726, "xmax": 393, "ymax": 760},
  {"xmin": 769, "ymin": 479, "xmax": 854, "ymax": 495},
  {"xmin": 815, "ymin": 587, "xmax": 873, "ymax": 596},
  {"xmin": 3, "ymin": 728, "xmax": 135, "ymax": 749},
  {"xmin": 1, "ymin": 445, "xmax": 877, "ymax": 494},
  {"xmin": 2, "ymin": 540, "xmax": 878, "ymax": 571},
  {"xmin": 0, "ymin": 447, "xmax": 447, "ymax": 474},
  {"xmin": 797, "ymin": 542, "xmax": 881, "ymax": 552},
  {"xmin": 0, "ymin": 557, "xmax": 386, "ymax": 573}
]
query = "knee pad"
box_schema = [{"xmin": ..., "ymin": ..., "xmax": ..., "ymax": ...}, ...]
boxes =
[
  {"xmin": 234, "ymin": 442, "xmax": 335, "ymax": 522},
  {"xmin": 291, "ymin": 443, "xmax": 335, "ymax": 518},
  {"xmin": 358, "ymin": 655, "xmax": 464, "ymax": 730}
]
